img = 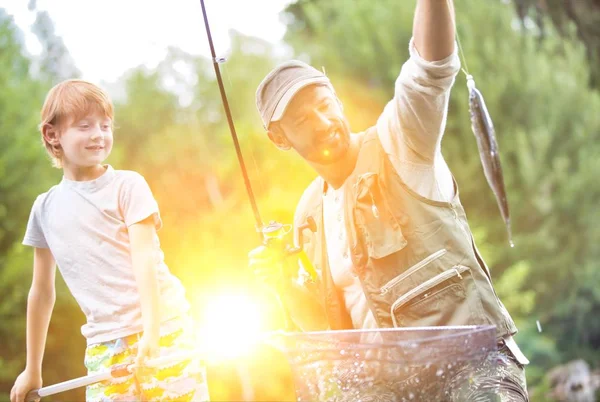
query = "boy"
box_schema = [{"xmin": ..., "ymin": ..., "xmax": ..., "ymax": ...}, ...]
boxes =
[{"xmin": 10, "ymin": 80, "xmax": 210, "ymax": 402}]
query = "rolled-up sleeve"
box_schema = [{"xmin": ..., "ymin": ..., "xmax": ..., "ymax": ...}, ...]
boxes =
[{"xmin": 376, "ymin": 37, "xmax": 461, "ymax": 164}]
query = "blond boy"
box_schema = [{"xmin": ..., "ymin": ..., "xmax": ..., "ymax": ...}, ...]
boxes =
[{"xmin": 10, "ymin": 80, "xmax": 210, "ymax": 402}]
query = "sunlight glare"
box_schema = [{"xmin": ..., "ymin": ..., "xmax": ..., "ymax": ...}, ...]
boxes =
[{"xmin": 196, "ymin": 292, "xmax": 265, "ymax": 362}]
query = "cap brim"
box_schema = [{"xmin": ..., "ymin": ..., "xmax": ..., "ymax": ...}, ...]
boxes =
[{"xmin": 270, "ymin": 76, "xmax": 331, "ymax": 124}]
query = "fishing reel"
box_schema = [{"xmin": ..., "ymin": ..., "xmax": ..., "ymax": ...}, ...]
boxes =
[
  {"xmin": 250, "ymin": 217, "xmax": 319, "ymax": 284},
  {"xmin": 247, "ymin": 218, "xmax": 318, "ymax": 332}
]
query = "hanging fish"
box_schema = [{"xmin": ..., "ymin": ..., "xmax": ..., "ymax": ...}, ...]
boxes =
[{"xmin": 466, "ymin": 75, "xmax": 514, "ymax": 247}]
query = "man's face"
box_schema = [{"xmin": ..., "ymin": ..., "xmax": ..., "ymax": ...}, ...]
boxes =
[{"xmin": 272, "ymin": 84, "xmax": 351, "ymax": 165}]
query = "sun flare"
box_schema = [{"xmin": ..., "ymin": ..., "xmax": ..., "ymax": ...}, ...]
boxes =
[{"xmin": 195, "ymin": 292, "xmax": 266, "ymax": 362}]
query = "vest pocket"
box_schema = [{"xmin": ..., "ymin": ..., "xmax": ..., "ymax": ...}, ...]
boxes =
[
  {"xmin": 390, "ymin": 265, "xmax": 487, "ymax": 328},
  {"xmin": 380, "ymin": 248, "xmax": 447, "ymax": 295},
  {"xmin": 354, "ymin": 172, "xmax": 407, "ymax": 259}
]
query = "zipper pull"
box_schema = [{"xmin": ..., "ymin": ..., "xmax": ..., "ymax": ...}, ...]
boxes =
[
  {"xmin": 370, "ymin": 191, "xmax": 379, "ymax": 219},
  {"xmin": 372, "ymin": 204, "xmax": 380, "ymax": 219},
  {"xmin": 455, "ymin": 269, "xmax": 463, "ymax": 280}
]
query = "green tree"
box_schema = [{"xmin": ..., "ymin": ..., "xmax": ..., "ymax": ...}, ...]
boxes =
[
  {"xmin": 0, "ymin": 7, "xmax": 86, "ymax": 401},
  {"xmin": 514, "ymin": 0, "xmax": 600, "ymax": 88}
]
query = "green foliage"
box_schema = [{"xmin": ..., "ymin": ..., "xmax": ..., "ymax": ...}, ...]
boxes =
[
  {"xmin": 0, "ymin": 8, "xmax": 83, "ymax": 401},
  {"xmin": 514, "ymin": 0, "xmax": 600, "ymax": 88},
  {"xmin": 2, "ymin": 0, "xmax": 600, "ymax": 399}
]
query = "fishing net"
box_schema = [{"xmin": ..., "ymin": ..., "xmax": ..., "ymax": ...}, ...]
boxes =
[{"xmin": 274, "ymin": 325, "xmax": 501, "ymax": 402}]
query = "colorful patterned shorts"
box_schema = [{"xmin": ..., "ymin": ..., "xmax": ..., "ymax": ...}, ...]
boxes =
[{"xmin": 84, "ymin": 316, "xmax": 210, "ymax": 402}]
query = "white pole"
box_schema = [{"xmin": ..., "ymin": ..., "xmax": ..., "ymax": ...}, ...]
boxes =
[{"xmin": 27, "ymin": 352, "xmax": 203, "ymax": 401}]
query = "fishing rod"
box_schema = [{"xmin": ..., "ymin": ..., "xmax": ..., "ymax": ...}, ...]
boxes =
[
  {"xmin": 197, "ymin": 0, "xmax": 318, "ymax": 282},
  {"xmin": 198, "ymin": 0, "xmax": 263, "ymax": 236}
]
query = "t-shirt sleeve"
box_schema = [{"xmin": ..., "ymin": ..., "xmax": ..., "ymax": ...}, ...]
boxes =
[
  {"xmin": 120, "ymin": 173, "xmax": 163, "ymax": 230},
  {"xmin": 23, "ymin": 195, "xmax": 49, "ymax": 248}
]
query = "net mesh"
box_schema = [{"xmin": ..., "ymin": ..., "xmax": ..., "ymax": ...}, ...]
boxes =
[{"xmin": 273, "ymin": 325, "xmax": 502, "ymax": 402}]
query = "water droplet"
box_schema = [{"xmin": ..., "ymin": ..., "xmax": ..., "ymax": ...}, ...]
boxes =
[{"xmin": 436, "ymin": 369, "xmax": 444, "ymax": 377}]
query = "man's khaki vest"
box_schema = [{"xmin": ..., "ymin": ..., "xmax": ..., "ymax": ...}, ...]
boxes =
[{"xmin": 292, "ymin": 128, "xmax": 517, "ymax": 341}]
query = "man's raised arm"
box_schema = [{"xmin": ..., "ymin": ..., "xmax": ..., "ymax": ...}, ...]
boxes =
[
  {"xmin": 413, "ymin": 0, "xmax": 455, "ymax": 61},
  {"xmin": 376, "ymin": 0, "xmax": 460, "ymax": 170}
]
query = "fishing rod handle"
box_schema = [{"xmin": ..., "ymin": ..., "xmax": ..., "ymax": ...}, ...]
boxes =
[
  {"xmin": 23, "ymin": 352, "xmax": 203, "ymax": 400},
  {"xmin": 25, "ymin": 370, "xmax": 111, "ymax": 401},
  {"xmin": 24, "ymin": 389, "xmax": 39, "ymax": 402}
]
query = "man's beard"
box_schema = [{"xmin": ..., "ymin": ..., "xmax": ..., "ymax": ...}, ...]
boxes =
[{"xmin": 300, "ymin": 118, "xmax": 351, "ymax": 165}]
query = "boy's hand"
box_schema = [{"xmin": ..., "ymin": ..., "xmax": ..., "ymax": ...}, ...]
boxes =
[
  {"xmin": 10, "ymin": 369, "xmax": 42, "ymax": 402},
  {"xmin": 134, "ymin": 332, "xmax": 160, "ymax": 374}
]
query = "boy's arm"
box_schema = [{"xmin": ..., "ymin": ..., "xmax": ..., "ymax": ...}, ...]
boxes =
[
  {"xmin": 11, "ymin": 247, "xmax": 56, "ymax": 402},
  {"xmin": 128, "ymin": 218, "xmax": 161, "ymax": 352},
  {"xmin": 26, "ymin": 247, "xmax": 56, "ymax": 374}
]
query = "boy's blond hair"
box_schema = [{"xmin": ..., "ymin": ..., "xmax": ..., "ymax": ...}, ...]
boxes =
[{"xmin": 39, "ymin": 79, "xmax": 114, "ymax": 168}]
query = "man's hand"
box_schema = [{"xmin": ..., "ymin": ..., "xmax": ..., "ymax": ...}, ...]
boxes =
[
  {"xmin": 10, "ymin": 369, "xmax": 42, "ymax": 402},
  {"xmin": 249, "ymin": 245, "xmax": 285, "ymax": 288},
  {"xmin": 249, "ymin": 244, "xmax": 299, "ymax": 290}
]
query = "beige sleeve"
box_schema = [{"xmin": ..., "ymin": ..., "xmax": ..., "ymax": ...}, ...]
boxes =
[{"xmin": 376, "ymin": 37, "xmax": 461, "ymax": 164}]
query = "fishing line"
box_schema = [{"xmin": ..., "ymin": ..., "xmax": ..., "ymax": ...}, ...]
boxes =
[
  {"xmin": 445, "ymin": 0, "xmax": 515, "ymax": 247},
  {"xmin": 446, "ymin": 0, "xmax": 471, "ymax": 78}
]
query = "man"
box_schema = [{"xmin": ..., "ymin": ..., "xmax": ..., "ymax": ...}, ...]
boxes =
[{"xmin": 253, "ymin": 1, "xmax": 529, "ymax": 400}]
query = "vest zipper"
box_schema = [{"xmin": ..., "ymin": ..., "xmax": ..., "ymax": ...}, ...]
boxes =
[
  {"xmin": 380, "ymin": 248, "xmax": 448, "ymax": 295},
  {"xmin": 452, "ymin": 204, "xmax": 505, "ymax": 314},
  {"xmin": 391, "ymin": 265, "xmax": 469, "ymax": 327},
  {"xmin": 451, "ymin": 204, "xmax": 468, "ymax": 236}
]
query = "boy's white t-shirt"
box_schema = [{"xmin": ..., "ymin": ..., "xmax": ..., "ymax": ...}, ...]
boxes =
[{"xmin": 23, "ymin": 165, "xmax": 189, "ymax": 345}]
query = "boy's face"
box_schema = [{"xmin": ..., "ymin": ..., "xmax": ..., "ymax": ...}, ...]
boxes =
[{"xmin": 59, "ymin": 111, "xmax": 113, "ymax": 168}]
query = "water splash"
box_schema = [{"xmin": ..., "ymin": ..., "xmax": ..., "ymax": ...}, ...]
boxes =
[
  {"xmin": 273, "ymin": 326, "xmax": 502, "ymax": 401},
  {"xmin": 507, "ymin": 220, "xmax": 515, "ymax": 248}
]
